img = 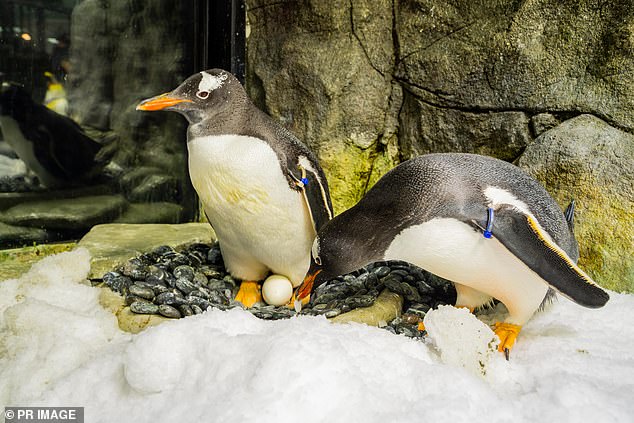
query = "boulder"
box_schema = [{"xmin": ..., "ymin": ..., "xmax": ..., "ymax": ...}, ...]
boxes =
[
  {"xmin": 115, "ymin": 202, "xmax": 184, "ymax": 224},
  {"xmin": 0, "ymin": 222, "xmax": 50, "ymax": 249},
  {"xmin": 395, "ymin": 0, "xmax": 634, "ymax": 130},
  {"xmin": 0, "ymin": 194, "xmax": 128, "ymax": 231},
  {"xmin": 247, "ymin": 0, "xmax": 398, "ymax": 212},
  {"xmin": 248, "ymin": 0, "xmax": 634, "ymax": 215},
  {"xmin": 518, "ymin": 115, "xmax": 634, "ymax": 292},
  {"xmin": 399, "ymin": 97, "xmax": 531, "ymax": 161},
  {"xmin": 127, "ymin": 175, "xmax": 181, "ymax": 203}
]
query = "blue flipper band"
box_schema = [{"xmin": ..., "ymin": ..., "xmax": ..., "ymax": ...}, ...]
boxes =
[
  {"xmin": 484, "ymin": 207, "xmax": 494, "ymax": 239},
  {"xmin": 300, "ymin": 177, "xmax": 309, "ymax": 186}
]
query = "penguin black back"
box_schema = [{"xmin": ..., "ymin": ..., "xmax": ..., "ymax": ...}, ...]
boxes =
[{"xmin": 0, "ymin": 84, "xmax": 103, "ymax": 186}]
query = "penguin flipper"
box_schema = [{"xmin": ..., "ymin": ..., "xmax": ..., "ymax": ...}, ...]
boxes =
[
  {"xmin": 288, "ymin": 162, "xmax": 333, "ymax": 232},
  {"xmin": 485, "ymin": 206, "xmax": 609, "ymax": 309}
]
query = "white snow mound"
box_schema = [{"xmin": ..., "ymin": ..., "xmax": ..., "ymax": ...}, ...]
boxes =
[{"xmin": 424, "ymin": 305, "xmax": 500, "ymax": 376}]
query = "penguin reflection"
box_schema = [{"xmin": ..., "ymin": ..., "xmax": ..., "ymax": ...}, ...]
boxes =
[{"xmin": 0, "ymin": 84, "xmax": 103, "ymax": 189}]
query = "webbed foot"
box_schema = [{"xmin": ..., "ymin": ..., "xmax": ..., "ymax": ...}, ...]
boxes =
[
  {"xmin": 235, "ymin": 280, "xmax": 262, "ymax": 308},
  {"xmin": 494, "ymin": 322, "xmax": 522, "ymax": 360}
]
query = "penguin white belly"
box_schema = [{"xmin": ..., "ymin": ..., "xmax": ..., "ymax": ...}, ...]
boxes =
[
  {"xmin": 0, "ymin": 116, "xmax": 61, "ymax": 187},
  {"xmin": 187, "ymin": 135, "xmax": 314, "ymax": 285},
  {"xmin": 384, "ymin": 218, "xmax": 549, "ymax": 325}
]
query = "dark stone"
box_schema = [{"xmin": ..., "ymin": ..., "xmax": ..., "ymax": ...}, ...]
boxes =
[
  {"xmin": 0, "ymin": 195, "xmax": 128, "ymax": 230},
  {"xmin": 130, "ymin": 301, "xmax": 159, "ymax": 315},
  {"xmin": 158, "ymin": 304, "xmax": 181, "ymax": 318},
  {"xmin": 114, "ymin": 202, "xmax": 184, "ymax": 224},
  {"xmin": 128, "ymin": 175, "xmax": 181, "ymax": 203},
  {"xmin": 0, "ymin": 222, "xmax": 51, "ymax": 248},
  {"xmin": 518, "ymin": 115, "xmax": 634, "ymax": 292}
]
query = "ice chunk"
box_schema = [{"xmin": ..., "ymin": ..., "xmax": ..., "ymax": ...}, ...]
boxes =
[{"xmin": 424, "ymin": 305, "xmax": 499, "ymax": 376}]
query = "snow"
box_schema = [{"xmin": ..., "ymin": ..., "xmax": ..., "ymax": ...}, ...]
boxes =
[
  {"xmin": 1, "ymin": 249, "xmax": 633, "ymax": 423},
  {"xmin": 0, "ymin": 155, "xmax": 27, "ymax": 179}
]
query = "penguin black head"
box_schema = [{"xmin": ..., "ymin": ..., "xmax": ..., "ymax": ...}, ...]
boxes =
[
  {"xmin": 296, "ymin": 213, "xmax": 380, "ymax": 300},
  {"xmin": 136, "ymin": 69, "xmax": 245, "ymax": 124}
]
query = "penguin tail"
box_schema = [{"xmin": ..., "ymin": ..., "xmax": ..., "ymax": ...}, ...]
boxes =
[
  {"xmin": 564, "ymin": 199, "xmax": 575, "ymax": 231},
  {"xmin": 487, "ymin": 206, "xmax": 609, "ymax": 309}
]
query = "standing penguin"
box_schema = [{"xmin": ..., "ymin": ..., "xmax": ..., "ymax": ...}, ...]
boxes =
[
  {"xmin": 137, "ymin": 69, "xmax": 332, "ymax": 307},
  {"xmin": 43, "ymin": 72, "xmax": 69, "ymax": 116},
  {"xmin": 296, "ymin": 153, "xmax": 608, "ymax": 357}
]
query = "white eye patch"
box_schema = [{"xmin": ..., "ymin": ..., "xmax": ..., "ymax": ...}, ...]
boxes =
[{"xmin": 198, "ymin": 71, "xmax": 228, "ymax": 94}]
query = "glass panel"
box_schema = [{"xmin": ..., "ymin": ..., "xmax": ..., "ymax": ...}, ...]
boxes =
[{"xmin": 0, "ymin": 0, "xmax": 202, "ymax": 248}]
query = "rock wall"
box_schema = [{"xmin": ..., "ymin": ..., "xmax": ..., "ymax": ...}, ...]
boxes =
[{"xmin": 247, "ymin": 0, "xmax": 633, "ymax": 291}]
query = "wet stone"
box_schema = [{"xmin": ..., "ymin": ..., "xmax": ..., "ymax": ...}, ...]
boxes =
[
  {"xmin": 144, "ymin": 275, "xmax": 167, "ymax": 286},
  {"xmin": 121, "ymin": 258, "xmax": 147, "ymax": 280},
  {"xmin": 158, "ymin": 304, "xmax": 181, "ymax": 318},
  {"xmin": 373, "ymin": 266, "xmax": 391, "ymax": 278},
  {"xmin": 155, "ymin": 292, "xmax": 186, "ymax": 306},
  {"xmin": 130, "ymin": 301, "xmax": 159, "ymax": 314},
  {"xmin": 146, "ymin": 265, "xmax": 167, "ymax": 281},
  {"xmin": 151, "ymin": 285, "xmax": 170, "ymax": 295},
  {"xmin": 179, "ymin": 304, "xmax": 194, "ymax": 317},
  {"xmin": 193, "ymin": 272, "xmax": 208, "ymax": 286},
  {"xmin": 175, "ymin": 277, "xmax": 198, "ymax": 294},
  {"xmin": 125, "ymin": 295, "xmax": 144, "ymax": 306},
  {"xmin": 207, "ymin": 247, "xmax": 223, "ymax": 265},
  {"xmin": 129, "ymin": 284, "xmax": 155, "ymax": 300},
  {"xmin": 173, "ymin": 265, "xmax": 194, "ymax": 281},
  {"xmin": 103, "ymin": 271, "xmax": 131, "ymax": 294}
]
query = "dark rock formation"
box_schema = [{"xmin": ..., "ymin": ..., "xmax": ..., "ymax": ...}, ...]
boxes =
[
  {"xmin": 0, "ymin": 194, "xmax": 128, "ymax": 230},
  {"xmin": 518, "ymin": 115, "xmax": 634, "ymax": 292}
]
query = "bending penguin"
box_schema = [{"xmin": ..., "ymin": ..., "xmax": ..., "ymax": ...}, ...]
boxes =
[
  {"xmin": 296, "ymin": 153, "xmax": 609, "ymax": 357},
  {"xmin": 137, "ymin": 69, "xmax": 333, "ymax": 308},
  {"xmin": 0, "ymin": 83, "xmax": 103, "ymax": 188}
]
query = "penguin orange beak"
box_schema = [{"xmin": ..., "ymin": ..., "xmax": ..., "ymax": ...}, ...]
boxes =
[
  {"xmin": 136, "ymin": 93, "xmax": 192, "ymax": 111},
  {"xmin": 296, "ymin": 269, "xmax": 322, "ymax": 300}
]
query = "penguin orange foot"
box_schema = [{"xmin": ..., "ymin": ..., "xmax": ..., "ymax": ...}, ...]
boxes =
[
  {"xmin": 235, "ymin": 281, "xmax": 262, "ymax": 308},
  {"xmin": 286, "ymin": 291, "xmax": 310, "ymax": 310},
  {"xmin": 494, "ymin": 322, "xmax": 522, "ymax": 360}
]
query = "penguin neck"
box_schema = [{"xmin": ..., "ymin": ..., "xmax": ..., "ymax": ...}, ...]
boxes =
[
  {"xmin": 327, "ymin": 213, "xmax": 387, "ymax": 275},
  {"xmin": 187, "ymin": 94, "xmax": 251, "ymax": 139}
]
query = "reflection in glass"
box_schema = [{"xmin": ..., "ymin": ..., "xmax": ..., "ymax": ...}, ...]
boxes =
[{"xmin": 0, "ymin": 0, "xmax": 197, "ymax": 248}]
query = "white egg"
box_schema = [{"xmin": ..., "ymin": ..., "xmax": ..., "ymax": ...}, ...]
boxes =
[{"xmin": 262, "ymin": 274, "xmax": 293, "ymax": 306}]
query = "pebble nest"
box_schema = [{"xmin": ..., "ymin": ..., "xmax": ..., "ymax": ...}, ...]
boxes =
[{"xmin": 100, "ymin": 243, "xmax": 456, "ymax": 338}]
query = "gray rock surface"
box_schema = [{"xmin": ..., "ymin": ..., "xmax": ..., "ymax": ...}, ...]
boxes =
[
  {"xmin": 0, "ymin": 195, "xmax": 128, "ymax": 230},
  {"xmin": 518, "ymin": 115, "xmax": 634, "ymax": 292},
  {"xmin": 399, "ymin": 99, "xmax": 531, "ymax": 161},
  {"xmin": 0, "ymin": 222, "xmax": 50, "ymax": 248},
  {"xmin": 128, "ymin": 175, "xmax": 181, "ymax": 203},
  {"xmin": 247, "ymin": 0, "xmax": 398, "ymax": 212},
  {"xmin": 395, "ymin": 0, "xmax": 634, "ymax": 130},
  {"xmin": 115, "ymin": 202, "xmax": 184, "ymax": 224},
  {"xmin": 247, "ymin": 0, "xmax": 634, "ymax": 213},
  {"xmin": 0, "ymin": 185, "xmax": 114, "ymax": 211}
]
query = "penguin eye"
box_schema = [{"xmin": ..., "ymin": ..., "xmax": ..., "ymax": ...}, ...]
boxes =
[
  {"xmin": 314, "ymin": 256, "xmax": 322, "ymax": 266},
  {"xmin": 196, "ymin": 91, "xmax": 210, "ymax": 99}
]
